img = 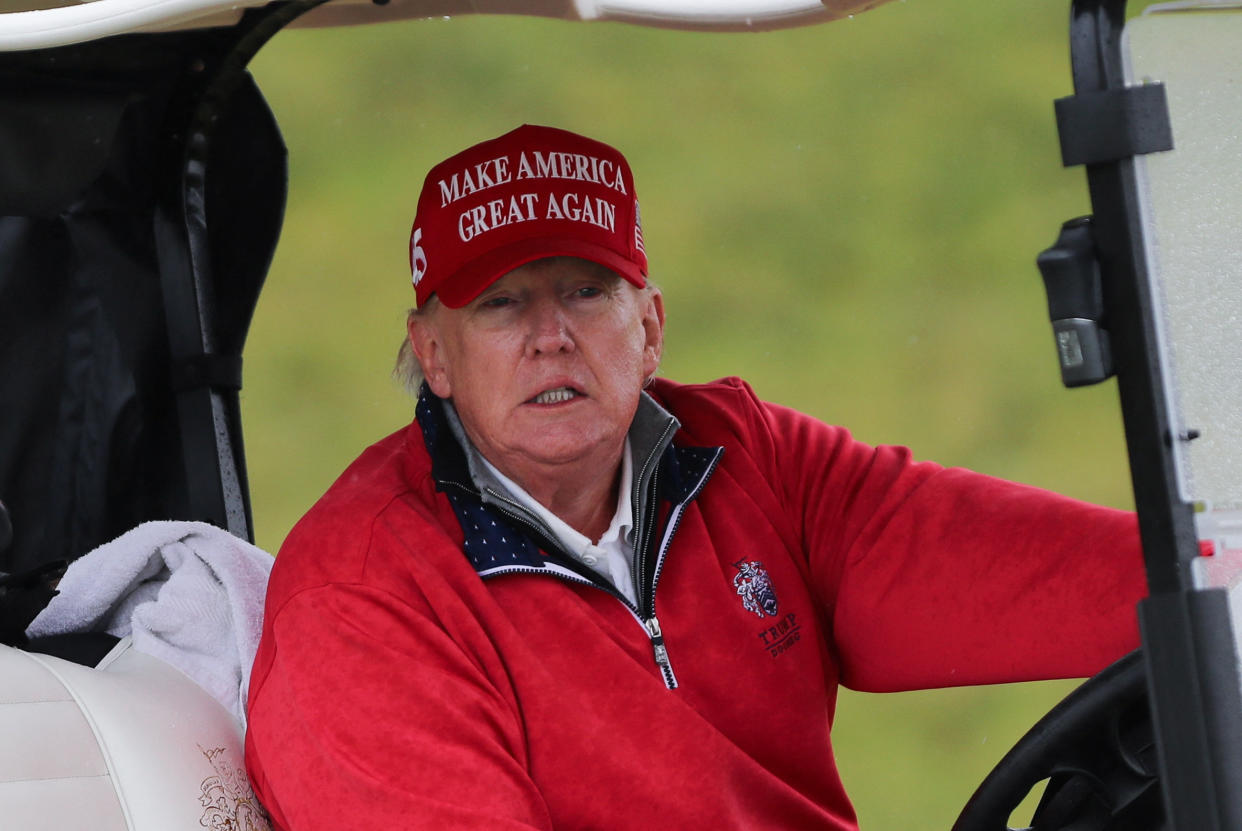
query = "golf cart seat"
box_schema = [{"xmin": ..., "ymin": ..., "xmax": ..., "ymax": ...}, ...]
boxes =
[{"xmin": 0, "ymin": 638, "xmax": 266, "ymax": 831}]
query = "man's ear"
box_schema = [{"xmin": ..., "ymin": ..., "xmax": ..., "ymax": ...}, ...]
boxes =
[
  {"xmin": 641, "ymin": 287, "xmax": 665, "ymax": 380},
  {"xmin": 407, "ymin": 310, "xmax": 452, "ymax": 398}
]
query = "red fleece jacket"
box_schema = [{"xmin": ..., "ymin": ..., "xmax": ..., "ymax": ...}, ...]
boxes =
[{"xmin": 245, "ymin": 377, "xmax": 1145, "ymax": 830}]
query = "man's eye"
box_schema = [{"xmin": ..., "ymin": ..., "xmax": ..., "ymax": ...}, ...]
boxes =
[
  {"xmin": 574, "ymin": 286, "xmax": 603, "ymax": 299},
  {"xmin": 480, "ymin": 296, "xmax": 514, "ymax": 308}
]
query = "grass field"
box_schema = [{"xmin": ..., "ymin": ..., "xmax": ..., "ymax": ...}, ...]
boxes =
[{"xmin": 243, "ymin": 1, "xmax": 1138, "ymax": 825}]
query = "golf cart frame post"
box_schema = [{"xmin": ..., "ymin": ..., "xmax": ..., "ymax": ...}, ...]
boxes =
[{"xmin": 1054, "ymin": 1, "xmax": 1242, "ymax": 827}]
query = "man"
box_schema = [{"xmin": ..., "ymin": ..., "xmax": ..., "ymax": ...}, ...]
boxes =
[{"xmin": 245, "ymin": 124, "xmax": 1146, "ymax": 830}]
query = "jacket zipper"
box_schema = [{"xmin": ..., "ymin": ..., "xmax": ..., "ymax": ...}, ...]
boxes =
[
  {"xmin": 631, "ymin": 466, "xmax": 678, "ymax": 688},
  {"xmin": 442, "ymin": 442, "xmax": 721, "ymax": 691},
  {"xmin": 637, "ymin": 448, "xmax": 723, "ymax": 688},
  {"xmin": 643, "ymin": 615, "xmax": 676, "ymax": 688}
]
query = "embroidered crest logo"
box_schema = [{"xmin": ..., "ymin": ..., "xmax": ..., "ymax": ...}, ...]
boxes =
[{"xmin": 733, "ymin": 559, "xmax": 779, "ymax": 618}]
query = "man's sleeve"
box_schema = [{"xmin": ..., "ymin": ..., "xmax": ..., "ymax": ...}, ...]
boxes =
[
  {"xmin": 743, "ymin": 388, "xmax": 1146, "ymax": 693},
  {"xmin": 245, "ymin": 580, "xmax": 553, "ymax": 831}
]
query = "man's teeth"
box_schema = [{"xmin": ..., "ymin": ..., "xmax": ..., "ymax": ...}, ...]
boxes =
[{"xmin": 534, "ymin": 388, "xmax": 577, "ymax": 404}]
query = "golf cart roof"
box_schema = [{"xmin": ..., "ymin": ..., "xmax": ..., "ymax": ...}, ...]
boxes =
[{"xmin": 0, "ymin": 0, "xmax": 886, "ymax": 51}]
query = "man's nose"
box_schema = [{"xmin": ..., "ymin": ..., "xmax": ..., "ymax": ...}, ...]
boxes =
[{"xmin": 527, "ymin": 300, "xmax": 574, "ymax": 356}]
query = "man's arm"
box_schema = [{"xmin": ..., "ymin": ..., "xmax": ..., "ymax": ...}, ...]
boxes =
[
  {"xmin": 245, "ymin": 581, "xmax": 553, "ymax": 831},
  {"xmin": 825, "ymin": 462, "xmax": 1144, "ymax": 691},
  {"xmin": 724, "ymin": 380, "xmax": 1145, "ymax": 692}
]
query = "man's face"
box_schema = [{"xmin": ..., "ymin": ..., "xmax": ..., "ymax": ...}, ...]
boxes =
[{"xmin": 408, "ymin": 257, "xmax": 664, "ymax": 485}]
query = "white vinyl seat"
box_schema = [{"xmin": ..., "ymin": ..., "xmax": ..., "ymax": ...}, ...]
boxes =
[{"xmin": 0, "ymin": 639, "xmax": 269, "ymax": 831}]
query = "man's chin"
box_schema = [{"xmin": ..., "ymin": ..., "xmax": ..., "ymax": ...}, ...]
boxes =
[
  {"xmin": 510, "ymin": 430, "xmax": 621, "ymax": 469},
  {"xmin": 518, "ymin": 442, "xmax": 602, "ymax": 468}
]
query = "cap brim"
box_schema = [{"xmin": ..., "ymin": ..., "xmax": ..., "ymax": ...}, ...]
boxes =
[{"xmin": 433, "ymin": 236, "xmax": 647, "ymax": 308}]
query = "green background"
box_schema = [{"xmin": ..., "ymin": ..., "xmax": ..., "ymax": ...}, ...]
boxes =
[{"xmin": 243, "ymin": 1, "xmax": 1137, "ymax": 826}]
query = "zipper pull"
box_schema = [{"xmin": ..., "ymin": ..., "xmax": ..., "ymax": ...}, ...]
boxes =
[{"xmin": 644, "ymin": 616, "xmax": 678, "ymax": 689}]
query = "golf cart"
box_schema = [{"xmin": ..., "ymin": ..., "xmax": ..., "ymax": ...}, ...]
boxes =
[{"xmin": 2, "ymin": 0, "xmax": 1241, "ymax": 828}]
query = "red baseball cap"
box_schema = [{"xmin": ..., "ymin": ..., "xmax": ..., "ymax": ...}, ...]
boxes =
[{"xmin": 408, "ymin": 125, "xmax": 648, "ymax": 308}]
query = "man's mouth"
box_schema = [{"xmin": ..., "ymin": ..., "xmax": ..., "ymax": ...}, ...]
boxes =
[{"xmin": 531, "ymin": 387, "xmax": 580, "ymax": 405}]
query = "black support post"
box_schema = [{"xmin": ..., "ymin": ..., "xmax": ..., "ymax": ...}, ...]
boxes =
[{"xmin": 1063, "ymin": 2, "xmax": 1242, "ymax": 828}]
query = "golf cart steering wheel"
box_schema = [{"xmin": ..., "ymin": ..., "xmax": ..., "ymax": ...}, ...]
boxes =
[{"xmin": 952, "ymin": 650, "xmax": 1163, "ymax": 831}]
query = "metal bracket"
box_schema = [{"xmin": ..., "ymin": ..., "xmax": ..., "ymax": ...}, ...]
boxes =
[{"xmin": 1055, "ymin": 83, "xmax": 1174, "ymax": 166}]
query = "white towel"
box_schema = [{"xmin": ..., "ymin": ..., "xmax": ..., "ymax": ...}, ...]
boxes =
[{"xmin": 26, "ymin": 521, "xmax": 273, "ymax": 727}]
